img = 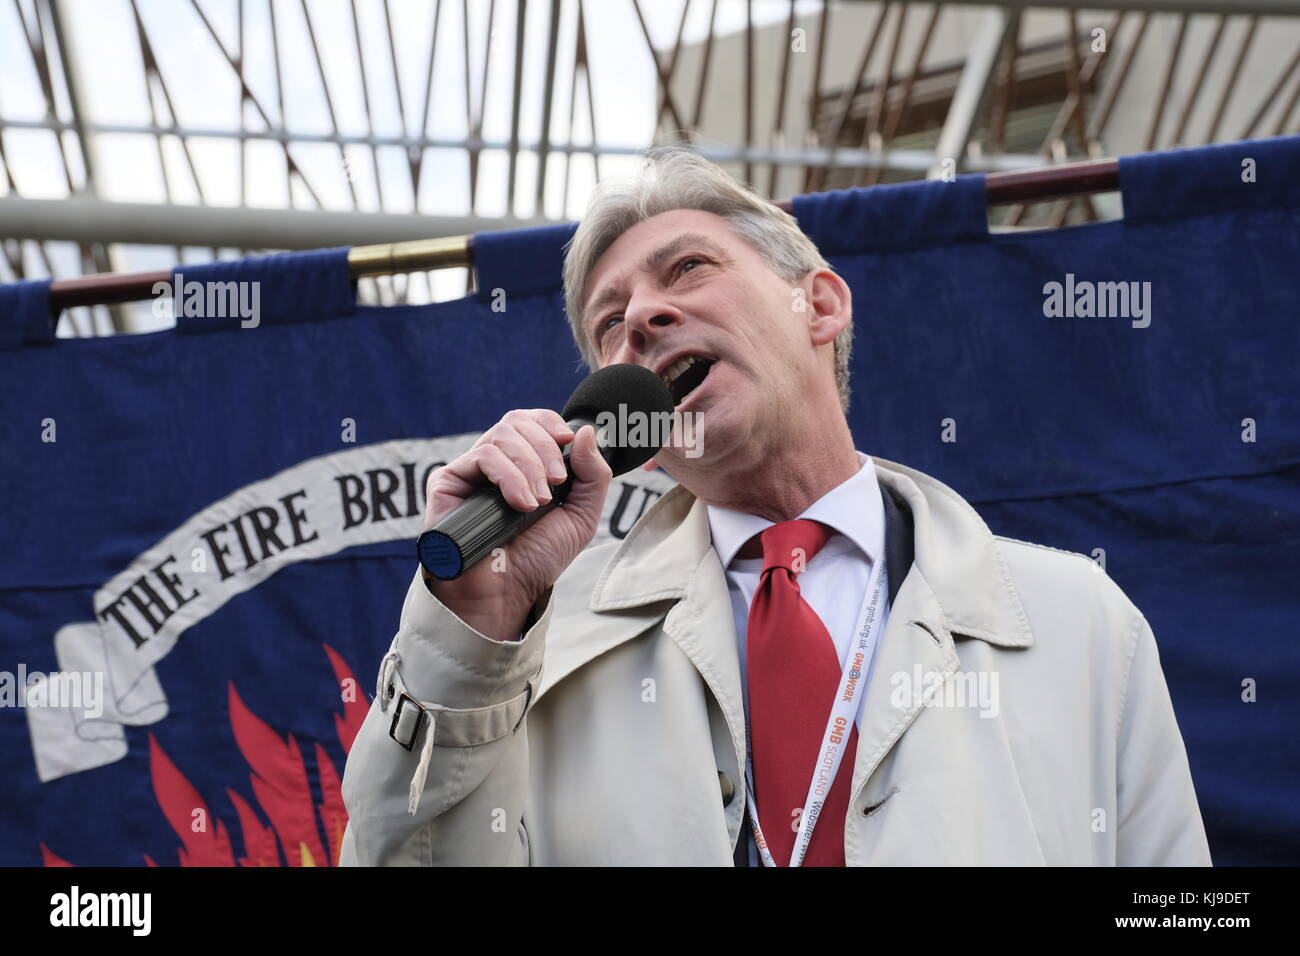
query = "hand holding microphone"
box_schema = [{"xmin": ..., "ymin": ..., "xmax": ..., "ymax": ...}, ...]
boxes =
[{"xmin": 417, "ymin": 364, "xmax": 674, "ymax": 641}]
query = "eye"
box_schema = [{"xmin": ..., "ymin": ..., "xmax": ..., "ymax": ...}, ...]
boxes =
[
  {"xmin": 596, "ymin": 314, "xmax": 623, "ymax": 347},
  {"xmin": 677, "ymin": 256, "xmax": 707, "ymax": 276}
]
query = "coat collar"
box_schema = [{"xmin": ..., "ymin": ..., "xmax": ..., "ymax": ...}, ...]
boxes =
[{"xmin": 589, "ymin": 456, "xmax": 1033, "ymax": 651}]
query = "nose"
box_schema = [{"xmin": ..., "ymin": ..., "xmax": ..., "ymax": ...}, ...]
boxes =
[{"xmin": 618, "ymin": 288, "xmax": 684, "ymax": 361}]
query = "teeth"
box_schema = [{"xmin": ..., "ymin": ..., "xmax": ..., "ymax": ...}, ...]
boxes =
[{"xmin": 661, "ymin": 355, "xmax": 700, "ymax": 387}]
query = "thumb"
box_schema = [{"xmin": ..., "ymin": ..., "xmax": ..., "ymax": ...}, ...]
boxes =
[{"xmin": 570, "ymin": 424, "xmax": 613, "ymax": 484}]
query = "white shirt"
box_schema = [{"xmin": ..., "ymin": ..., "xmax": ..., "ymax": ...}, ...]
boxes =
[{"xmin": 705, "ymin": 450, "xmax": 888, "ymax": 864}]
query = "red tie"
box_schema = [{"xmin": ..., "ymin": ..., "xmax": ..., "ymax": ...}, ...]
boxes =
[{"xmin": 745, "ymin": 519, "xmax": 858, "ymax": 867}]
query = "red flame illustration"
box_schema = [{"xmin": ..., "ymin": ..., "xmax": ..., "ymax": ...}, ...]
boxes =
[{"xmin": 40, "ymin": 642, "xmax": 369, "ymax": 867}]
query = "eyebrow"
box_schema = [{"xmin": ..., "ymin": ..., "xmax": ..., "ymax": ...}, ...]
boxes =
[{"xmin": 585, "ymin": 232, "xmax": 728, "ymax": 336}]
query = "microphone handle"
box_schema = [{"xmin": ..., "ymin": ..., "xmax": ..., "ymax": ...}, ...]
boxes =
[{"xmin": 417, "ymin": 416, "xmax": 603, "ymax": 580}]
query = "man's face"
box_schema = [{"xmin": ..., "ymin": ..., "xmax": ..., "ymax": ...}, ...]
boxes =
[{"xmin": 581, "ymin": 208, "xmax": 836, "ymax": 468}]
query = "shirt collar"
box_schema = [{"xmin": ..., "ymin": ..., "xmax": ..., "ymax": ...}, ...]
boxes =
[{"xmin": 705, "ymin": 451, "xmax": 885, "ymax": 569}]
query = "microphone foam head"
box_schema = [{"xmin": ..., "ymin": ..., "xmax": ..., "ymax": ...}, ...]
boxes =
[{"xmin": 561, "ymin": 363, "xmax": 676, "ymax": 476}]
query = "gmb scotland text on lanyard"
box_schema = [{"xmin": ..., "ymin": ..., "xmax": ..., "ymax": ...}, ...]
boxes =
[{"xmin": 743, "ymin": 553, "xmax": 890, "ymax": 868}]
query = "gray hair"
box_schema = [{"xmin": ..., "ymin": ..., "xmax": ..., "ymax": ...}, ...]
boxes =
[{"xmin": 562, "ymin": 145, "xmax": 853, "ymax": 413}]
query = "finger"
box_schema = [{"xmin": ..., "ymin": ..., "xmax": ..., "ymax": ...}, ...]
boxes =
[
  {"xmin": 427, "ymin": 451, "xmax": 496, "ymax": 504},
  {"xmin": 483, "ymin": 424, "xmax": 555, "ymax": 504},
  {"xmin": 520, "ymin": 409, "xmax": 575, "ymax": 446},
  {"xmin": 424, "ymin": 450, "xmax": 520, "ymax": 527},
  {"xmin": 641, "ymin": 457, "xmax": 658, "ymax": 472},
  {"xmin": 475, "ymin": 442, "xmax": 539, "ymax": 510},
  {"xmin": 512, "ymin": 415, "xmax": 570, "ymax": 486}
]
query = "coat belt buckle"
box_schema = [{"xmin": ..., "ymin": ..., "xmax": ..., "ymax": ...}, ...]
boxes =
[{"xmin": 388, "ymin": 691, "xmax": 426, "ymax": 752}]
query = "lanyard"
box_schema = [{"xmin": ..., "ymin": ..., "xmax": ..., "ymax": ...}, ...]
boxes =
[{"xmin": 743, "ymin": 553, "xmax": 890, "ymax": 867}]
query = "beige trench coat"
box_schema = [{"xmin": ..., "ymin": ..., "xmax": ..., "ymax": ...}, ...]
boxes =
[{"xmin": 339, "ymin": 457, "xmax": 1212, "ymax": 866}]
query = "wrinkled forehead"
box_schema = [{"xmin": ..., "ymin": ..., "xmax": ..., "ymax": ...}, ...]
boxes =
[{"xmin": 582, "ymin": 209, "xmax": 746, "ymax": 317}]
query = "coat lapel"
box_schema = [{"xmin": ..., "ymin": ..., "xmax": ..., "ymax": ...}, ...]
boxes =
[
  {"xmin": 657, "ymin": 547, "xmax": 747, "ymax": 789},
  {"xmin": 843, "ymin": 478, "xmax": 958, "ymax": 808},
  {"xmin": 847, "ymin": 460, "xmax": 1037, "ymax": 825},
  {"xmin": 587, "ymin": 484, "xmax": 748, "ymax": 790},
  {"xmin": 847, "ymin": 565, "xmax": 960, "ymax": 809},
  {"xmin": 536, "ymin": 482, "xmax": 748, "ymax": 785}
]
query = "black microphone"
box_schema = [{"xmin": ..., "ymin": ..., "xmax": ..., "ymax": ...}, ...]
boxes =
[{"xmin": 416, "ymin": 364, "xmax": 675, "ymax": 580}]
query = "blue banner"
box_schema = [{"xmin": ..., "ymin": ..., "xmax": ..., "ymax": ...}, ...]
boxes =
[{"xmin": 1, "ymin": 136, "xmax": 1296, "ymax": 865}]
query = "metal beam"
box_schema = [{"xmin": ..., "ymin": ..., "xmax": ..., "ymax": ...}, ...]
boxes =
[
  {"xmin": 535, "ymin": 0, "xmax": 561, "ymax": 215},
  {"xmin": 46, "ymin": 0, "xmax": 99, "ymax": 193},
  {"xmin": 930, "ymin": 7, "xmax": 1020, "ymax": 179},
  {"xmin": 0, "ymin": 197, "xmax": 550, "ymax": 249},
  {"xmin": 507, "ymin": 0, "xmax": 526, "ymax": 213},
  {"xmin": 4, "ymin": 154, "xmax": 1126, "ymax": 263},
  {"xmin": 0, "ymin": 115, "xmax": 1050, "ymax": 180},
  {"xmin": 49, "ymin": 0, "xmax": 130, "ymax": 333}
]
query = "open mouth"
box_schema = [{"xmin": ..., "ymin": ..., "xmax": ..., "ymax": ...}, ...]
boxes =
[{"xmin": 662, "ymin": 355, "xmax": 716, "ymax": 406}]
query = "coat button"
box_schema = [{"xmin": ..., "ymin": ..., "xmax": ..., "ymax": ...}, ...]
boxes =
[{"xmin": 718, "ymin": 771, "xmax": 735, "ymax": 807}]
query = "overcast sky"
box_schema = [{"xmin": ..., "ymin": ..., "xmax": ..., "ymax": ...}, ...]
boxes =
[
  {"xmin": 1, "ymin": 0, "xmax": 822, "ymax": 215},
  {"xmin": 0, "ymin": 0, "xmax": 821, "ymax": 328}
]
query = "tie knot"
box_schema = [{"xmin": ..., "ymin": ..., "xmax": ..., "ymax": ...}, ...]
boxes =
[{"xmin": 754, "ymin": 519, "xmax": 833, "ymax": 574}]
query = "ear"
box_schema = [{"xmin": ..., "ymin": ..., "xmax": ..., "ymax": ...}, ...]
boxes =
[{"xmin": 804, "ymin": 269, "xmax": 852, "ymax": 347}]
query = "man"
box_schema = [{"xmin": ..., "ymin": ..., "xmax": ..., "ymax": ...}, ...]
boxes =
[{"xmin": 338, "ymin": 146, "xmax": 1211, "ymax": 866}]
